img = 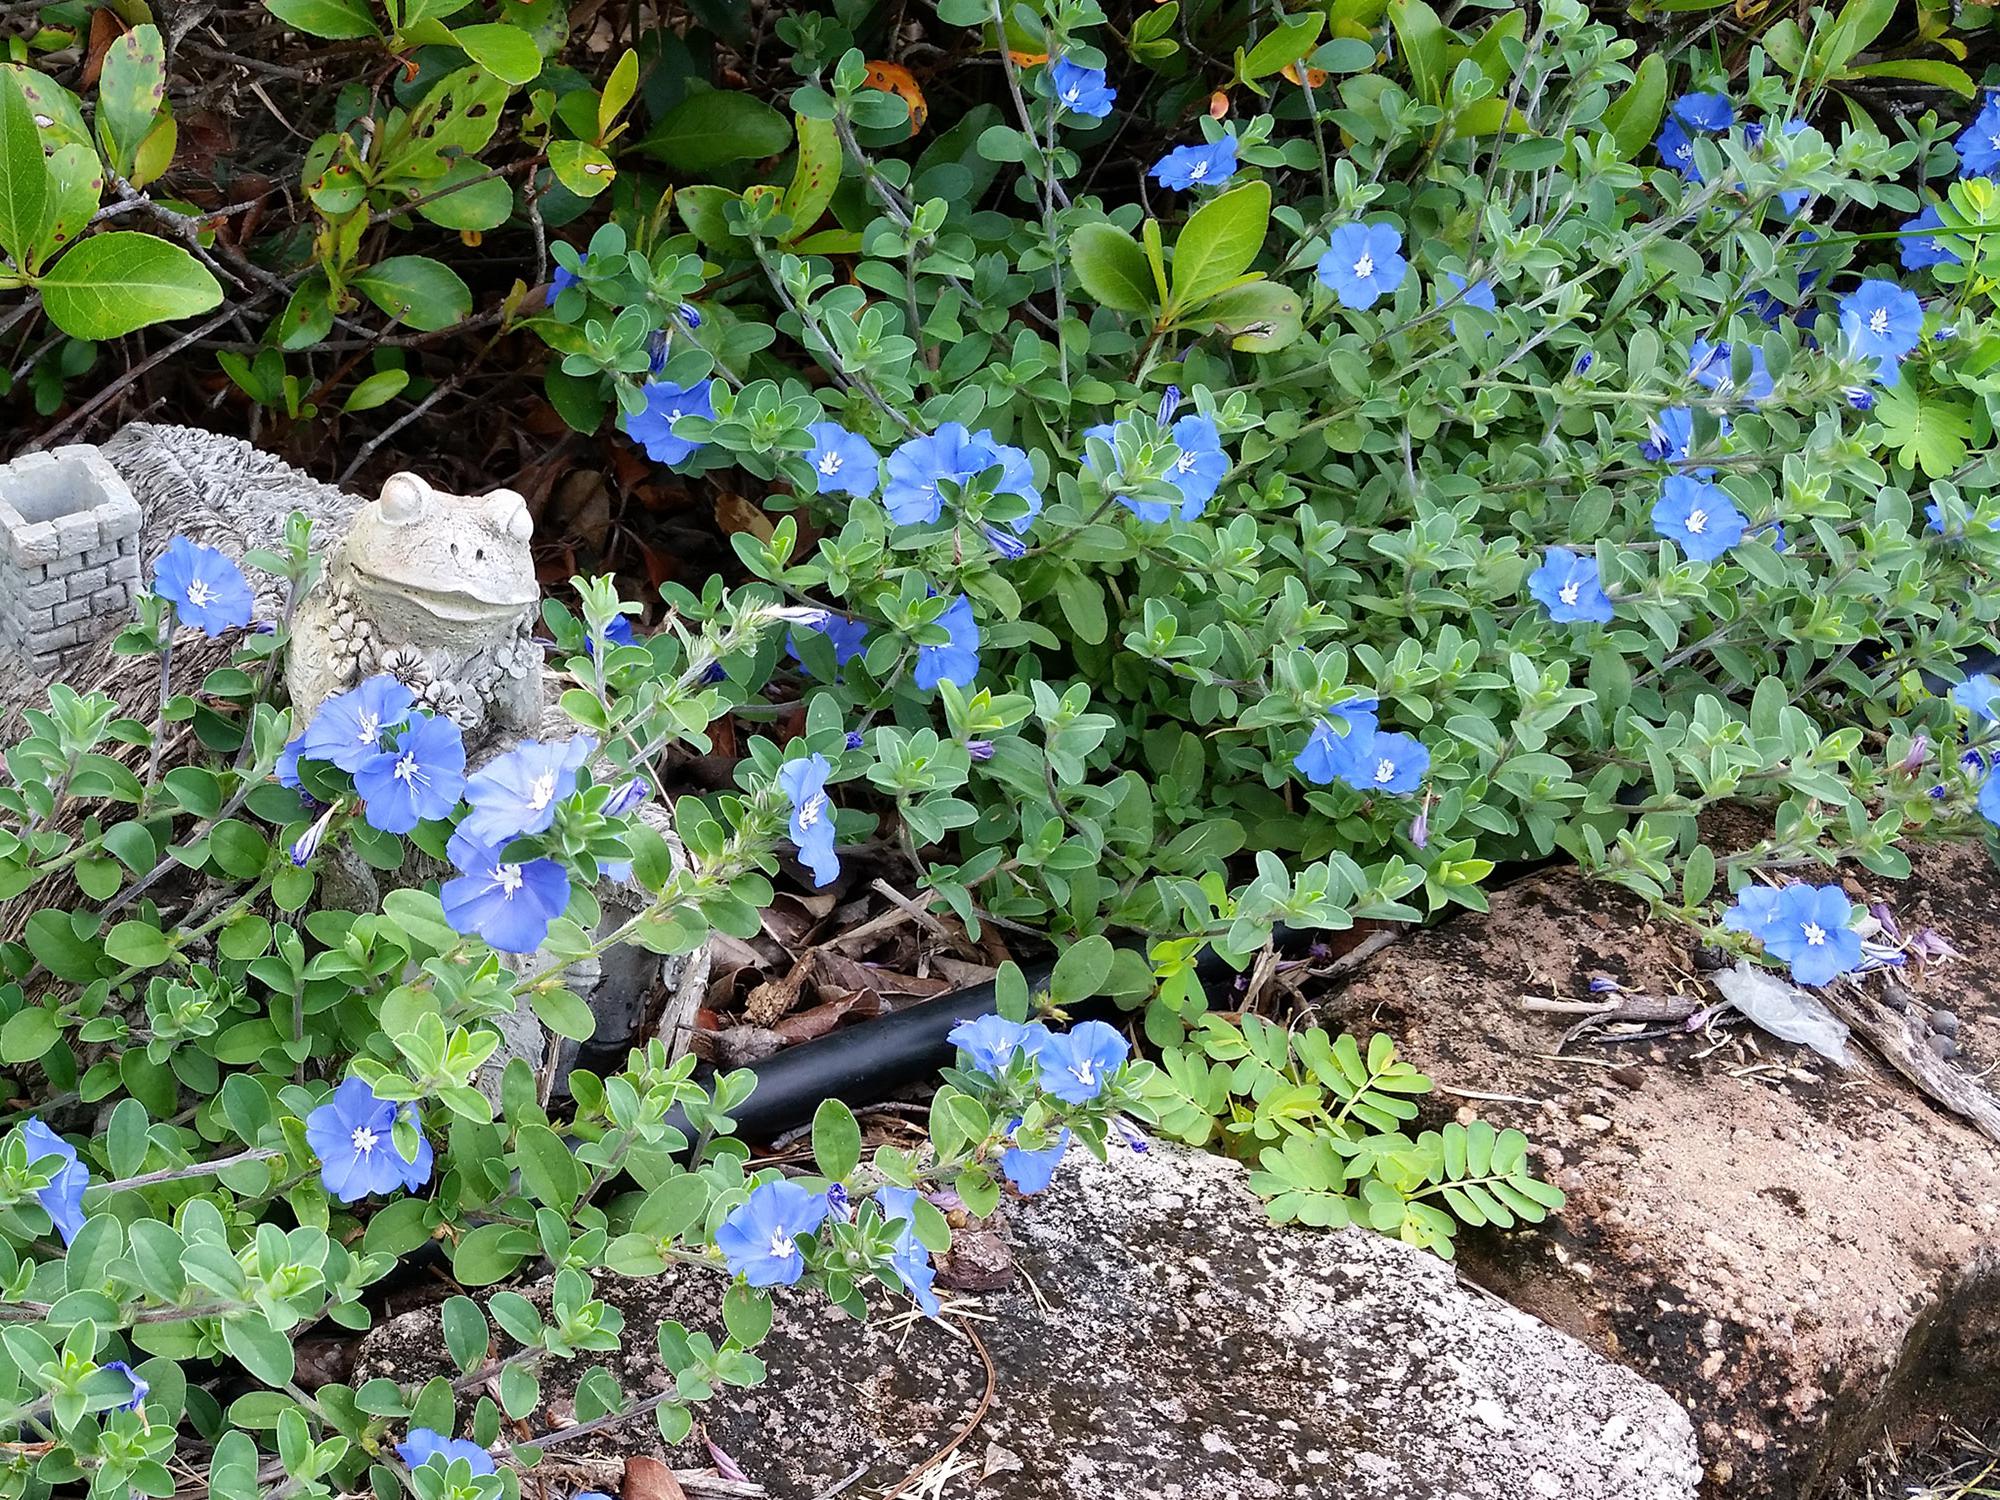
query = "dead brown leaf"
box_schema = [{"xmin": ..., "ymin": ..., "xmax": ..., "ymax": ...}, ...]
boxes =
[
  {"xmin": 713, "ymin": 490, "xmax": 775, "ymax": 543},
  {"xmin": 772, "ymin": 987, "xmax": 881, "ymax": 1044},
  {"xmin": 621, "ymin": 1455, "xmax": 688, "ymax": 1500}
]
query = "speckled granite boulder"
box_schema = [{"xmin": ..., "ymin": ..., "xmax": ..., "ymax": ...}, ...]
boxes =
[{"xmin": 356, "ymin": 1141, "xmax": 1700, "ymax": 1500}]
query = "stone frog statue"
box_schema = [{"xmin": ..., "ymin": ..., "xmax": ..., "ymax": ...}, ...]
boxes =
[{"xmin": 287, "ymin": 472, "xmax": 542, "ymax": 742}]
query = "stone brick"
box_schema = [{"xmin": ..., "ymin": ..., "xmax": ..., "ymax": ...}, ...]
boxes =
[
  {"xmin": 69, "ymin": 565, "xmax": 107, "ymax": 597},
  {"xmin": 51, "ymin": 599, "xmax": 88, "ymax": 626},
  {"xmin": 49, "ymin": 510, "xmax": 98, "ymax": 556},
  {"xmin": 4, "ymin": 521, "xmax": 60, "ymax": 567},
  {"xmin": 22, "ymin": 579, "xmax": 64, "ymax": 612},
  {"xmin": 43, "ymin": 554, "xmax": 83, "ymax": 579},
  {"xmin": 91, "ymin": 586, "xmax": 129, "ymax": 614}
]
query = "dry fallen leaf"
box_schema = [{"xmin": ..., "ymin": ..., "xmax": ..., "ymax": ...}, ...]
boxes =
[{"xmin": 622, "ymin": 1455, "xmax": 688, "ymax": 1500}]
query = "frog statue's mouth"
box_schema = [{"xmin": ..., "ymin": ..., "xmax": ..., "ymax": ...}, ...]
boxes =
[{"xmin": 348, "ymin": 567, "xmax": 539, "ymax": 622}]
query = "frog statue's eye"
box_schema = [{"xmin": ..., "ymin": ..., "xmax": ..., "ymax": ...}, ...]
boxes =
[
  {"xmin": 379, "ymin": 473, "xmax": 430, "ymax": 524},
  {"xmin": 486, "ymin": 489, "xmax": 532, "ymax": 544}
]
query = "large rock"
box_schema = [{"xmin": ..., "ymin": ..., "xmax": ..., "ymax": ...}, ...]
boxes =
[
  {"xmin": 358, "ymin": 1141, "xmax": 1699, "ymax": 1500},
  {"xmin": 1328, "ymin": 845, "xmax": 2000, "ymax": 1498}
]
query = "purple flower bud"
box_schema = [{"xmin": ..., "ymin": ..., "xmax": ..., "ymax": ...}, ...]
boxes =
[
  {"xmin": 1844, "ymin": 386, "xmax": 1875, "ymax": 411},
  {"xmin": 1408, "ymin": 802, "xmax": 1430, "ymax": 849},
  {"xmin": 1900, "ymin": 733, "xmax": 1930, "ymax": 773},
  {"xmin": 983, "ymin": 525, "xmax": 1028, "ymax": 562},
  {"xmin": 1912, "ymin": 927, "xmax": 1960, "ymax": 961},
  {"xmin": 678, "ymin": 302, "xmax": 703, "ymax": 330},
  {"xmin": 823, "ymin": 1182, "xmax": 850, "ymax": 1219},
  {"xmin": 1929, "ymin": 784, "xmax": 1949, "ymax": 799},
  {"xmin": 1588, "ymin": 976, "xmax": 1624, "ymax": 994},
  {"xmin": 602, "ymin": 777, "xmax": 648, "ymax": 817},
  {"xmin": 1574, "ymin": 351, "xmax": 1594, "ymax": 375},
  {"xmin": 1962, "ymin": 748, "xmax": 1987, "ymax": 775},
  {"xmin": 701, "ymin": 662, "xmax": 728, "ymax": 685},
  {"xmin": 647, "ymin": 331, "xmax": 669, "ymax": 374},
  {"xmin": 1157, "ymin": 385, "xmax": 1182, "ymax": 425},
  {"xmin": 966, "ymin": 739, "xmax": 995, "ymax": 761},
  {"xmin": 1867, "ymin": 901, "xmax": 1903, "ymax": 945},
  {"xmin": 1114, "ymin": 1117, "xmax": 1151, "ymax": 1153},
  {"xmin": 290, "ymin": 805, "xmax": 337, "ymax": 866},
  {"xmin": 845, "ymin": 730, "xmax": 865, "ymax": 751}
]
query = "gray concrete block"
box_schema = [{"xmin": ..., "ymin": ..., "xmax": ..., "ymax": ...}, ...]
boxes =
[
  {"xmin": 51, "ymin": 599, "xmax": 88, "ymax": 626},
  {"xmin": 43, "ymin": 554, "xmax": 83, "ymax": 579},
  {"xmin": 22, "ymin": 579, "xmax": 64, "ymax": 612},
  {"xmin": 69, "ymin": 565, "xmax": 107, "ymax": 597}
]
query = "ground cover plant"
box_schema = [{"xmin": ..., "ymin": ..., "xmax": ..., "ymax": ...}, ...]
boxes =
[{"xmin": 3, "ymin": 0, "xmax": 2000, "ymax": 1492}]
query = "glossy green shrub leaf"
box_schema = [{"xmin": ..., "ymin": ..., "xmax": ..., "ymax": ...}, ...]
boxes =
[
  {"xmin": 39, "ymin": 232, "xmax": 223, "ymax": 338},
  {"xmin": 353, "ymin": 255, "xmax": 472, "ymax": 332}
]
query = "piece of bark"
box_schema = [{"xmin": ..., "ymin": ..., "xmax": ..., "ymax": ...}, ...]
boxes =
[{"xmin": 1825, "ymin": 975, "xmax": 2000, "ymax": 1145}]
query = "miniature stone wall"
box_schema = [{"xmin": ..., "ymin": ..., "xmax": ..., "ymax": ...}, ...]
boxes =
[{"xmin": 0, "ymin": 447, "xmax": 141, "ymax": 679}]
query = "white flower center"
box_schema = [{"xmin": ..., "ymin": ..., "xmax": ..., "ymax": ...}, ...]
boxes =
[
  {"xmin": 351, "ymin": 1126, "xmax": 377, "ymax": 1155},
  {"xmin": 1990, "ymin": 133, "xmax": 2000, "ymax": 150},
  {"xmin": 818, "ymin": 451, "xmax": 843, "ymax": 475},
  {"xmin": 186, "ymin": 580, "xmax": 215, "ymax": 608},
  {"xmin": 797, "ymin": 793, "xmax": 826, "ymax": 829},
  {"xmin": 1063, "ymin": 84, "xmax": 1080, "ymax": 103},
  {"xmin": 768, "ymin": 1230, "xmax": 795, "ymax": 1259},
  {"xmin": 1559, "ymin": 581, "xmax": 1581, "ymax": 606},
  {"xmin": 495, "ymin": 863, "xmax": 524, "ymax": 897},
  {"xmin": 1175, "ymin": 449, "xmax": 1199, "ymax": 473},
  {"xmin": 357, "ymin": 711, "xmax": 380, "ymax": 743},
  {"xmin": 1374, "ymin": 758, "xmax": 1396, "ymax": 784},
  {"xmin": 1353, "ymin": 253, "xmax": 1374, "ymax": 279},
  {"xmin": 394, "ymin": 752, "xmax": 422, "ymax": 786},
  {"xmin": 1868, "ymin": 308, "xmax": 1889, "ymax": 336},
  {"xmin": 1070, "ymin": 1058, "xmax": 1098, "ymax": 1088},
  {"xmin": 666, "ymin": 405, "xmax": 684, "ymax": 420},
  {"xmin": 1802, "ymin": 922, "xmax": 1826, "ymax": 946},
  {"xmin": 1189, "ymin": 159, "xmax": 1209, "ymax": 180},
  {"xmin": 527, "ymin": 771, "xmax": 557, "ymax": 812},
  {"xmin": 1675, "ymin": 143, "xmax": 1690, "ymax": 161},
  {"xmin": 1687, "ymin": 508, "xmax": 1708, "ymax": 534}
]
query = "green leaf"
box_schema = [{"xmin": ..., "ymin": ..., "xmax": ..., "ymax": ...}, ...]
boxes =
[
  {"xmin": 1069, "ymin": 222, "xmax": 1157, "ymax": 315},
  {"xmin": 1386, "ymin": 0, "xmax": 1449, "ymax": 106},
  {"xmin": 264, "ymin": 0, "xmax": 381, "ymax": 39},
  {"xmin": 528, "ymin": 985, "xmax": 596, "ymax": 1041},
  {"xmin": 0, "ymin": 66, "xmax": 52, "ymax": 269},
  {"xmin": 353, "ymin": 255, "xmax": 471, "ymax": 332},
  {"xmin": 1814, "ymin": 0, "xmax": 1898, "ymax": 72},
  {"xmin": 0, "ymin": 1005, "xmax": 59, "ymax": 1064},
  {"xmin": 1168, "ymin": 180, "xmax": 1270, "ymax": 311},
  {"xmin": 95, "ymin": 26, "xmax": 168, "ymax": 181},
  {"xmin": 344, "ymin": 369, "xmax": 409, "ymax": 413},
  {"xmin": 451, "ymin": 1223, "xmax": 534, "ymax": 1285},
  {"xmin": 548, "ymin": 140, "xmax": 616, "ymax": 198},
  {"xmin": 450, "ymin": 23, "xmax": 543, "ymax": 84},
  {"xmin": 440, "ymin": 1296, "xmax": 489, "ymax": 1373},
  {"xmin": 1194, "ymin": 277, "xmax": 1303, "ymax": 353},
  {"xmin": 598, "ymin": 49, "xmax": 639, "ymax": 139},
  {"xmin": 1842, "ymin": 58, "xmax": 1976, "ymax": 97},
  {"xmin": 105, "ymin": 920, "xmax": 171, "ymax": 968},
  {"xmin": 721, "ymin": 1283, "xmax": 773, "ymax": 1347},
  {"xmin": 38, "ymin": 232, "xmax": 223, "ymax": 338},
  {"xmin": 811, "ymin": 1099, "xmax": 861, "ymax": 1181},
  {"xmin": 514, "ymin": 1124, "xmax": 581, "ymax": 1212},
  {"xmin": 1050, "ymin": 935, "xmax": 1116, "ymax": 1003},
  {"xmin": 779, "ymin": 113, "xmax": 841, "ymax": 241},
  {"xmin": 413, "ymin": 160, "xmax": 515, "ymax": 231},
  {"xmin": 221, "ymin": 1316, "xmax": 296, "ymax": 1386},
  {"xmin": 1240, "ymin": 14, "xmax": 1325, "ymax": 80},
  {"xmin": 635, "ymin": 89, "xmax": 791, "ymax": 173},
  {"xmin": 1603, "ymin": 54, "xmax": 1666, "ymax": 162},
  {"xmin": 1874, "ymin": 388, "xmax": 1972, "ymax": 478}
]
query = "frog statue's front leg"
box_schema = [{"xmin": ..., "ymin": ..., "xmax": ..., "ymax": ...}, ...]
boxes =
[{"xmin": 284, "ymin": 573, "xmax": 367, "ymax": 730}]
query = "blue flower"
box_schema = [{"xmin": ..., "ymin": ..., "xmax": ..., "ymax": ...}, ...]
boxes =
[
  {"xmin": 304, "ymin": 1077, "xmax": 431, "ymax": 1203},
  {"xmin": 1150, "ymin": 135, "xmax": 1237, "ymax": 189},
  {"xmin": 844, "ymin": 730, "xmax": 864, "ymax": 751},
  {"xmin": 153, "ymin": 537, "xmax": 254, "ymax": 637},
  {"xmin": 1926, "ymin": 502, "xmax": 1990, "ymax": 539},
  {"xmin": 1337, "ymin": 730, "xmax": 1430, "ymax": 796},
  {"xmin": 1641, "ymin": 406, "xmax": 1723, "ymax": 465},
  {"xmin": 1292, "ymin": 698, "xmax": 1381, "ymax": 786},
  {"xmin": 586, "ymin": 614, "xmax": 635, "ymax": 656},
  {"xmin": 999, "ymin": 1121, "xmax": 1071, "ymax": 1195},
  {"xmin": 1317, "ymin": 223, "xmax": 1408, "ymax": 310},
  {"xmin": 1672, "ymin": 92, "xmax": 1734, "ymax": 131},
  {"xmin": 603, "ymin": 777, "xmax": 648, "ymax": 818},
  {"xmin": 1757, "ymin": 884, "xmax": 1863, "ymax": 987},
  {"xmin": 1527, "ymin": 550, "xmax": 1614, "ymax": 623},
  {"xmin": 546, "ymin": 255, "xmax": 583, "ymax": 307},
  {"xmin": 1979, "ymin": 774, "xmax": 2000, "ymax": 828},
  {"xmin": 786, "ymin": 614, "xmax": 869, "ymax": 675},
  {"xmin": 804, "ymin": 423, "xmax": 882, "ymax": 499},
  {"xmin": 881, "ymin": 423, "xmax": 1035, "ymax": 527},
  {"xmin": 1838, "ymin": 279, "xmax": 1923, "ymax": 370},
  {"xmin": 1049, "ymin": 57, "xmax": 1115, "ymax": 118},
  {"xmin": 459, "ymin": 736, "xmax": 597, "ymax": 847},
  {"xmin": 101, "ymin": 1361, "xmax": 148, "ymax": 1412},
  {"xmin": 18, "ymin": 1119, "xmax": 87, "ymax": 1244},
  {"xmin": 875, "ymin": 1185, "xmax": 941, "ymax": 1317},
  {"xmin": 1900, "ymin": 204, "xmax": 1960, "ymax": 271},
  {"xmin": 1036, "ymin": 1020, "xmax": 1129, "ymax": 1104},
  {"xmin": 1722, "ymin": 885, "xmax": 1786, "ymax": 944},
  {"xmin": 1652, "ymin": 475, "xmax": 1747, "ymax": 562},
  {"xmin": 715, "ymin": 1179, "xmax": 828, "ymax": 1288},
  {"xmin": 1951, "ymin": 675, "xmax": 2000, "ymax": 721},
  {"xmin": 1688, "ymin": 340, "xmax": 1773, "ymax": 402},
  {"xmin": 287, "ymin": 675, "xmax": 416, "ymax": 775},
  {"xmin": 353, "ymin": 713, "xmax": 466, "ymax": 835},
  {"xmin": 778, "ymin": 753, "xmax": 839, "ymax": 888},
  {"xmin": 915, "ymin": 594, "xmax": 980, "ymax": 691},
  {"xmin": 1954, "ymin": 96, "xmax": 2000, "ymax": 177},
  {"xmin": 1160, "ymin": 415, "xmax": 1228, "ymax": 520},
  {"xmin": 1444, "ymin": 272, "xmax": 1497, "ymax": 334},
  {"xmin": 441, "ymin": 848, "xmax": 572, "ymax": 953},
  {"xmin": 947, "ymin": 1014, "xmax": 1051, "ymax": 1076},
  {"xmin": 1656, "ymin": 118, "xmax": 1702, "ymax": 180},
  {"xmin": 626, "ymin": 380, "xmax": 715, "ymax": 466},
  {"xmin": 396, "ymin": 1429, "xmax": 494, "ymax": 1476}
]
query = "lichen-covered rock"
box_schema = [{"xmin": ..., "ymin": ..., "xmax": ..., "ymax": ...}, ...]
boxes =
[
  {"xmin": 1328, "ymin": 848, "xmax": 2000, "ymax": 1498},
  {"xmin": 355, "ymin": 1142, "xmax": 1700, "ymax": 1500}
]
